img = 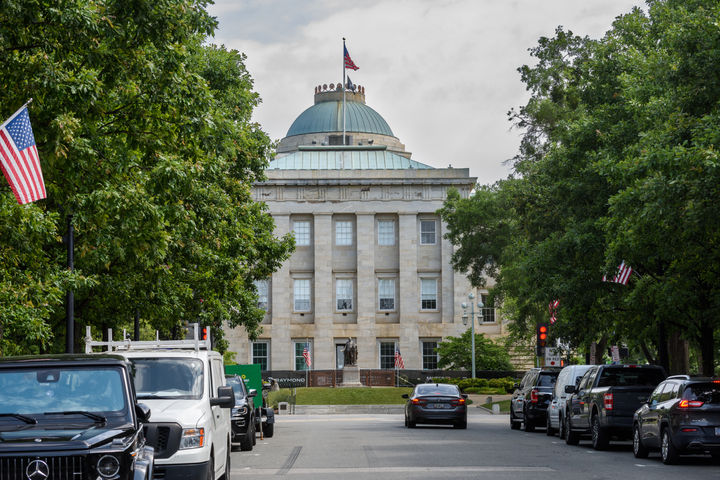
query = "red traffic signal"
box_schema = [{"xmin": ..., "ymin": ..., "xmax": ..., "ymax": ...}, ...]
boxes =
[{"xmin": 537, "ymin": 323, "xmax": 548, "ymax": 348}]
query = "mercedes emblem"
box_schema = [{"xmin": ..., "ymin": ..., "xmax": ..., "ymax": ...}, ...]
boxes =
[{"xmin": 26, "ymin": 460, "xmax": 50, "ymax": 480}]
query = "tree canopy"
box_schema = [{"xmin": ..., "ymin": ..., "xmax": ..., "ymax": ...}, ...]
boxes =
[
  {"xmin": 0, "ymin": 0, "xmax": 294, "ymax": 354},
  {"xmin": 439, "ymin": 0, "xmax": 719, "ymax": 375},
  {"xmin": 436, "ymin": 330, "xmax": 513, "ymax": 372}
]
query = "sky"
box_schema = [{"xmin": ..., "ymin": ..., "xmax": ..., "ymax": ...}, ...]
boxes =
[{"xmin": 207, "ymin": 0, "xmax": 646, "ymax": 186}]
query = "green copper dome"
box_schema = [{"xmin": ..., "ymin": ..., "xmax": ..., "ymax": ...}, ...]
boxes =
[{"xmin": 286, "ymin": 100, "xmax": 394, "ymax": 137}]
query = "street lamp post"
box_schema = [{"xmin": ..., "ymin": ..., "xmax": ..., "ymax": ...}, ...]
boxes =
[{"xmin": 462, "ymin": 293, "xmax": 484, "ymax": 379}]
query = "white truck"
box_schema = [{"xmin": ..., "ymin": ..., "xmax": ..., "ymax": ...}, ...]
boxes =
[{"xmin": 86, "ymin": 325, "xmax": 234, "ymax": 480}]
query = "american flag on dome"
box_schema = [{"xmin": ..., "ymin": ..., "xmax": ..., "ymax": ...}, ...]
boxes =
[
  {"xmin": 394, "ymin": 347, "xmax": 405, "ymax": 369},
  {"xmin": 549, "ymin": 299, "xmax": 559, "ymax": 325},
  {"xmin": 344, "ymin": 45, "xmax": 359, "ymax": 71},
  {"xmin": 603, "ymin": 261, "xmax": 633, "ymax": 285},
  {"xmin": 302, "ymin": 343, "xmax": 312, "ymax": 367},
  {"xmin": 0, "ymin": 105, "xmax": 46, "ymax": 205}
]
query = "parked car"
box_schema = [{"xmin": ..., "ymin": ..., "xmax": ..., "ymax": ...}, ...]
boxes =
[
  {"xmin": 547, "ymin": 364, "xmax": 593, "ymax": 438},
  {"xmin": 0, "ymin": 354, "xmax": 154, "ymax": 480},
  {"xmin": 510, "ymin": 367, "xmax": 561, "ymax": 432},
  {"xmin": 633, "ymin": 375, "xmax": 720, "ymax": 464},
  {"xmin": 225, "ymin": 375, "xmax": 257, "ymax": 451},
  {"xmin": 565, "ymin": 364, "xmax": 666, "ymax": 449},
  {"xmin": 403, "ymin": 383, "xmax": 468, "ymax": 429}
]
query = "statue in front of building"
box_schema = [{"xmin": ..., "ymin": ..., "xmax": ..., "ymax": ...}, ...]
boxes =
[{"xmin": 343, "ymin": 338, "xmax": 357, "ymax": 367}]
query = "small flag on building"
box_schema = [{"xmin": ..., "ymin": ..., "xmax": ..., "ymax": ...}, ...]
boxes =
[
  {"xmin": 0, "ymin": 104, "xmax": 46, "ymax": 205},
  {"xmin": 302, "ymin": 343, "xmax": 312, "ymax": 367},
  {"xmin": 603, "ymin": 261, "xmax": 633, "ymax": 285},
  {"xmin": 344, "ymin": 45, "xmax": 359, "ymax": 71},
  {"xmin": 345, "ymin": 75, "xmax": 356, "ymax": 92},
  {"xmin": 394, "ymin": 347, "xmax": 405, "ymax": 369},
  {"xmin": 549, "ymin": 299, "xmax": 559, "ymax": 324}
]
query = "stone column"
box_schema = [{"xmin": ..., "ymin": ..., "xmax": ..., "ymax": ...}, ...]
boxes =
[
  {"xmin": 356, "ymin": 213, "xmax": 375, "ymax": 368},
  {"xmin": 270, "ymin": 214, "xmax": 291, "ymax": 370},
  {"xmin": 398, "ymin": 213, "xmax": 420, "ymax": 368},
  {"xmin": 313, "ymin": 213, "xmax": 333, "ymax": 368}
]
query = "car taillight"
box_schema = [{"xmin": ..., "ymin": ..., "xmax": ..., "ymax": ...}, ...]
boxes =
[
  {"xmin": 604, "ymin": 393, "xmax": 613, "ymax": 410},
  {"xmin": 678, "ymin": 400, "xmax": 704, "ymax": 408},
  {"xmin": 531, "ymin": 389, "xmax": 538, "ymax": 403},
  {"xmin": 412, "ymin": 398, "xmax": 426, "ymax": 406},
  {"xmin": 681, "ymin": 428, "xmax": 698, "ymax": 432},
  {"xmin": 451, "ymin": 398, "xmax": 466, "ymax": 406}
]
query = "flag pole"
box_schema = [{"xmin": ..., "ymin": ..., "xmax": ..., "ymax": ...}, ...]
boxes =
[{"xmin": 342, "ymin": 37, "xmax": 347, "ymax": 146}]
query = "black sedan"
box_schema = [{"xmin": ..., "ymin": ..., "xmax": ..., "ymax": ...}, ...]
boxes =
[
  {"xmin": 403, "ymin": 383, "xmax": 468, "ymax": 429},
  {"xmin": 633, "ymin": 375, "xmax": 720, "ymax": 464}
]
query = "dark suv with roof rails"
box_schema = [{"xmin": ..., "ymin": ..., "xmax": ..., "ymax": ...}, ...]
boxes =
[
  {"xmin": 0, "ymin": 354, "xmax": 154, "ymax": 480},
  {"xmin": 510, "ymin": 366, "xmax": 561, "ymax": 432},
  {"xmin": 633, "ymin": 375, "xmax": 720, "ymax": 464}
]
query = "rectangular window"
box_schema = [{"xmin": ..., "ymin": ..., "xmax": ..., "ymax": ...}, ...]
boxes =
[
  {"xmin": 377, "ymin": 220, "xmax": 395, "ymax": 246},
  {"xmin": 252, "ymin": 341, "xmax": 269, "ymax": 371},
  {"xmin": 293, "ymin": 279, "xmax": 311, "ymax": 312},
  {"xmin": 481, "ymin": 294, "xmax": 495, "ymax": 323},
  {"xmin": 336, "ymin": 279, "xmax": 353, "ymax": 311},
  {"xmin": 254, "ymin": 279, "xmax": 269, "ymax": 311},
  {"xmin": 379, "ymin": 341, "xmax": 396, "ymax": 369},
  {"xmin": 422, "ymin": 341, "xmax": 439, "ymax": 370},
  {"xmin": 420, "ymin": 220, "xmax": 436, "ymax": 245},
  {"xmin": 421, "ymin": 278, "xmax": 437, "ymax": 310},
  {"xmin": 378, "ymin": 278, "xmax": 395, "ymax": 310},
  {"xmin": 293, "ymin": 221, "xmax": 310, "ymax": 246},
  {"xmin": 335, "ymin": 220, "xmax": 353, "ymax": 246},
  {"xmin": 294, "ymin": 341, "xmax": 312, "ymax": 371}
]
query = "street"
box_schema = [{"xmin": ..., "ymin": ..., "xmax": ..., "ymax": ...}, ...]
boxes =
[{"xmin": 230, "ymin": 411, "xmax": 718, "ymax": 479}]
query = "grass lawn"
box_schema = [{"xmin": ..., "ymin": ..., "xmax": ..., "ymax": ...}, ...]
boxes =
[
  {"xmin": 268, "ymin": 387, "xmax": 412, "ymax": 406},
  {"xmin": 480, "ymin": 399, "xmax": 511, "ymax": 413}
]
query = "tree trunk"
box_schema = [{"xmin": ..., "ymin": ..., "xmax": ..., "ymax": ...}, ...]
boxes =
[
  {"xmin": 657, "ymin": 320, "xmax": 669, "ymax": 373},
  {"xmin": 666, "ymin": 331, "xmax": 689, "ymax": 375},
  {"xmin": 639, "ymin": 341, "xmax": 656, "ymax": 365},
  {"xmin": 700, "ymin": 319, "xmax": 715, "ymax": 376}
]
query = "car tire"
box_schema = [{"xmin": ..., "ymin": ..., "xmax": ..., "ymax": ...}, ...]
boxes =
[
  {"xmin": 591, "ymin": 414, "xmax": 609, "ymax": 450},
  {"xmin": 565, "ymin": 416, "xmax": 580, "ymax": 445},
  {"xmin": 240, "ymin": 424, "xmax": 254, "ymax": 451},
  {"xmin": 263, "ymin": 423, "xmax": 274, "ymax": 438},
  {"xmin": 661, "ymin": 428, "xmax": 679, "ymax": 465},
  {"xmin": 454, "ymin": 420, "xmax": 467, "ymax": 429},
  {"xmin": 510, "ymin": 408, "xmax": 521, "ymax": 430},
  {"xmin": 633, "ymin": 424, "xmax": 649, "ymax": 458},
  {"xmin": 559, "ymin": 414, "xmax": 567, "ymax": 440},
  {"xmin": 546, "ymin": 415, "xmax": 556, "ymax": 436},
  {"xmin": 523, "ymin": 408, "xmax": 535, "ymax": 432}
]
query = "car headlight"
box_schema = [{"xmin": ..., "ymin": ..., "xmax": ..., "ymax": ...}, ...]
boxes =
[
  {"xmin": 96, "ymin": 455, "xmax": 120, "ymax": 478},
  {"xmin": 232, "ymin": 406, "xmax": 248, "ymax": 416},
  {"xmin": 179, "ymin": 428, "xmax": 205, "ymax": 449}
]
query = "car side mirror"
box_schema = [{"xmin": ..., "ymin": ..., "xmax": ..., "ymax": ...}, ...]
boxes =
[
  {"xmin": 211, "ymin": 386, "xmax": 235, "ymax": 408},
  {"xmin": 564, "ymin": 385, "xmax": 576, "ymax": 394},
  {"xmin": 461, "ymin": 394, "xmax": 468, "ymax": 399},
  {"xmin": 135, "ymin": 403, "xmax": 151, "ymax": 423},
  {"xmin": 402, "ymin": 394, "xmax": 409, "ymax": 399},
  {"xmin": 248, "ymin": 389, "xmax": 257, "ymax": 398}
]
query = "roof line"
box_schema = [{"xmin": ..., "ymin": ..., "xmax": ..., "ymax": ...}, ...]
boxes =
[{"xmin": 297, "ymin": 145, "xmax": 387, "ymax": 151}]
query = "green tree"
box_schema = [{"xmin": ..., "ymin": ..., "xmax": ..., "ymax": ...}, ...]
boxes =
[
  {"xmin": 0, "ymin": 0, "xmax": 294, "ymax": 353},
  {"xmin": 437, "ymin": 330, "xmax": 513, "ymax": 371}
]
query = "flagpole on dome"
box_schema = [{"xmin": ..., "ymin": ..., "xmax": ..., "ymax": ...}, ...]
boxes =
[{"xmin": 342, "ymin": 38, "xmax": 347, "ymax": 146}]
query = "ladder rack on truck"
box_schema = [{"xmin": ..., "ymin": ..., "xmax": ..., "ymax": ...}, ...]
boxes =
[{"xmin": 84, "ymin": 323, "xmax": 210, "ymax": 352}]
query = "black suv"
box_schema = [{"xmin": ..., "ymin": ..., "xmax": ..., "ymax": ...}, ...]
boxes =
[
  {"xmin": 225, "ymin": 375, "xmax": 257, "ymax": 451},
  {"xmin": 510, "ymin": 367, "xmax": 561, "ymax": 432},
  {"xmin": 633, "ymin": 375, "xmax": 720, "ymax": 464},
  {"xmin": 0, "ymin": 354, "xmax": 154, "ymax": 480}
]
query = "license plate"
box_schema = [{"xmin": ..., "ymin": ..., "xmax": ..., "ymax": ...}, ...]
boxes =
[{"xmin": 430, "ymin": 403, "xmax": 450, "ymax": 409}]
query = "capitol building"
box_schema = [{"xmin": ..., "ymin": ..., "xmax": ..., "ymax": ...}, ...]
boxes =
[{"xmin": 226, "ymin": 82, "xmax": 505, "ymax": 372}]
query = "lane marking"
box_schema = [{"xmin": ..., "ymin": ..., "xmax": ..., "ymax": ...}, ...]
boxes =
[{"xmin": 231, "ymin": 466, "xmax": 555, "ymax": 477}]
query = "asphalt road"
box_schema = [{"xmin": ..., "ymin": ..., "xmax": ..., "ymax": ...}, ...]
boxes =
[{"xmin": 230, "ymin": 411, "xmax": 719, "ymax": 479}]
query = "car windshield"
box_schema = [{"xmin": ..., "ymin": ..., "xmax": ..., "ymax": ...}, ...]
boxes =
[
  {"xmin": 415, "ymin": 384, "xmax": 458, "ymax": 396},
  {"xmin": 538, "ymin": 373, "xmax": 558, "ymax": 387},
  {"xmin": 682, "ymin": 383, "xmax": 720, "ymax": 404},
  {"xmin": 130, "ymin": 358, "xmax": 204, "ymax": 399},
  {"xmin": 0, "ymin": 367, "xmax": 127, "ymax": 415},
  {"xmin": 597, "ymin": 368, "xmax": 665, "ymax": 387},
  {"xmin": 226, "ymin": 378, "xmax": 247, "ymax": 400}
]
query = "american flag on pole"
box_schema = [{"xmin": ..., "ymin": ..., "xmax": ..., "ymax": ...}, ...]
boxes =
[
  {"xmin": 302, "ymin": 343, "xmax": 312, "ymax": 367},
  {"xmin": 394, "ymin": 347, "xmax": 405, "ymax": 369},
  {"xmin": 0, "ymin": 105, "xmax": 46, "ymax": 205},
  {"xmin": 344, "ymin": 45, "xmax": 359, "ymax": 71},
  {"xmin": 603, "ymin": 261, "xmax": 633, "ymax": 285},
  {"xmin": 549, "ymin": 299, "xmax": 559, "ymax": 324}
]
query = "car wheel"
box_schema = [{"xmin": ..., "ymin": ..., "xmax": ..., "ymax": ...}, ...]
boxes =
[
  {"xmin": 523, "ymin": 409, "xmax": 535, "ymax": 432},
  {"xmin": 661, "ymin": 428, "xmax": 679, "ymax": 465},
  {"xmin": 263, "ymin": 423, "xmax": 274, "ymax": 438},
  {"xmin": 240, "ymin": 426, "xmax": 254, "ymax": 451},
  {"xmin": 591, "ymin": 414, "xmax": 609, "ymax": 450},
  {"xmin": 565, "ymin": 416, "xmax": 580, "ymax": 445},
  {"xmin": 510, "ymin": 408, "xmax": 521, "ymax": 430},
  {"xmin": 559, "ymin": 414, "xmax": 566, "ymax": 440},
  {"xmin": 453, "ymin": 419, "xmax": 467, "ymax": 429},
  {"xmin": 546, "ymin": 415, "xmax": 556, "ymax": 436},
  {"xmin": 404, "ymin": 413, "xmax": 408, "ymax": 427},
  {"xmin": 633, "ymin": 424, "xmax": 649, "ymax": 458}
]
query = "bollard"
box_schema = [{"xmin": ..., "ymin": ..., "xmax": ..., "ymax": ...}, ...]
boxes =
[{"xmin": 492, "ymin": 404, "xmax": 500, "ymax": 414}]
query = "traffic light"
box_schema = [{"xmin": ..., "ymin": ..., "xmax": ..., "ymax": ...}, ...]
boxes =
[{"xmin": 537, "ymin": 323, "xmax": 548, "ymax": 348}]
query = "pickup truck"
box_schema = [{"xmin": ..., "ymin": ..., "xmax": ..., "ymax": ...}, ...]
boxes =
[{"xmin": 565, "ymin": 364, "xmax": 666, "ymax": 449}]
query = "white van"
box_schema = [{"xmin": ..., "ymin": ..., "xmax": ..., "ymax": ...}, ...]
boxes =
[
  {"xmin": 546, "ymin": 364, "xmax": 593, "ymax": 438},
  {"xmin": 86, "ymin": 326, "xmax": 234, "ymax": 480}
]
